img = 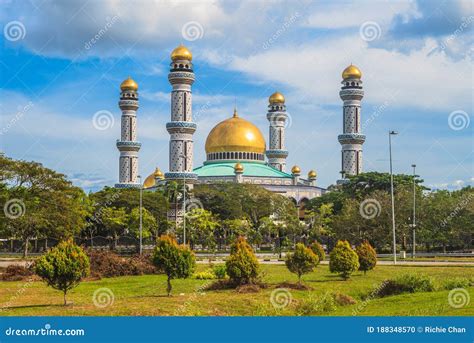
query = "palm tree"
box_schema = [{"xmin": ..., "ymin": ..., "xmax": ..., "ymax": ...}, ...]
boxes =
[{"xmin": 163, "ymin": 181, "xmax": 182, "ymax": 232}]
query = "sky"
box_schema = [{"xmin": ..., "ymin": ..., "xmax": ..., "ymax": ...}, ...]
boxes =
[{"xmin": 0, "ymin": 0, "xmax": 472, "ymax": 192}]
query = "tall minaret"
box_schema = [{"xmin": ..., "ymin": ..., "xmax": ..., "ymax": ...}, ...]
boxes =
[
  {"xmin": 115, "ymin": 77, "xmax": 141, "ymax": 188},
  {"xmin": 266, "ymin": 92, "xmax": 289, "ymax": 172},
  {"xmin": 338, "ymin": 64, "xmax": 365, "ymax": 183},
  {"xmin": 165, "ymin": 44, "xmax": 197, "ymax": 182}
]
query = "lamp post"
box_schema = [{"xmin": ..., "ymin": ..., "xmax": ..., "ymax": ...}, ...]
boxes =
[
  {"xmin": 137, "ymin": 175, "xmax": 143, "ymax": 255},
  {"xmin": 411, "ymin": 164, "xmax": 416, "ymax": 258},
  {"xmin": 389, "ymin": 130, "xmax": 398, "ymax": 264},
  {"xmin": 179, "ymin": 153, "xmax": 187, "ymax": 245}
]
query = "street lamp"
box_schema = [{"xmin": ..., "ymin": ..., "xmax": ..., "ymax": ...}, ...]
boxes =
[
  {"xmin": 411, "ymin": 164, "xmax": 416, "ymax": 258},
  {"xmin": 389, "ymin": 130, "xmax": 398, "ymax": 264},
  {"xmin": 137, "ymin": 175, "xmax": 143, "ymax": 255},
  {"xmin": 178, "ymin": 153, "xmax": 187, "ymax": 245}
]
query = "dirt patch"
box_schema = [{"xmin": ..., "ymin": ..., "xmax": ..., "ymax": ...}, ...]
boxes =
[{"xmin": 276, "ymin": 281, "xmax": 313, "ymax": 290}]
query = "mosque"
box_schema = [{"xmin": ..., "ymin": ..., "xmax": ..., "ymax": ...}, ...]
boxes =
[{"xmin": 115, "ymin": 44, "xmax": 365, "ymax": 211}]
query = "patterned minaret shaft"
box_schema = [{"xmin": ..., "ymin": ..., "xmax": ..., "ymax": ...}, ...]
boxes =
[
  {"xmin": 338, "ymin": 65, "xmax": 365, "ymax": 178},
  {"xmin": 266, "ymin": 92, "xmax": 289, "ymax": 172},
  {"xmin": 165, "ymin": 45, "xmax": 197, "ymax": 181},
  {"xmin": 115, "ymin": 77, "xmax": 141, "ymax": 188}
]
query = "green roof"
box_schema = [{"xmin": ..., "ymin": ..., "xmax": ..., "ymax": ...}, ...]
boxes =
[{"xmin": 193, "ymin": 161, "xmax": 292, "ymax": 178}]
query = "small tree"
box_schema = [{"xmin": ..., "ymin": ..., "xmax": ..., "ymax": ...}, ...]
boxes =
[
  {"xmin": 35, "ymin": 239, "xmax": 90, "ymax": 305},
  {"xmin": 355, "ymin": 240, "xmax": 377, "ymax": 274},
  {"xmin": 285, "ymin": 243, "xmax": 319, "ymax": 284},
  {"xmin": 152, "ymin": 235, "xmax": 195, "ymax": 296},
  {"xmin": 226, "ymin": 236, "xmax": 259, "ymax": 285},
  {"xmin": 309, "ymin": 241, "xmax": 326, "ymax": 264},
  {"xmin": 329, "ymin": 240, "xmax": 359, "ymax": 280}
]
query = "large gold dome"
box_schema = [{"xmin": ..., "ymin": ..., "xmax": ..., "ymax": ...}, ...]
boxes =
[{"xmin": 205, "ymin": 109, "xmax": 266, "ymax": 154}]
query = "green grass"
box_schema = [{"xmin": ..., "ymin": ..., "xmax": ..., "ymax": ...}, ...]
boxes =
[{"xmin": 0, "ymin": 264, "xmax": 472, "ymax": 316}]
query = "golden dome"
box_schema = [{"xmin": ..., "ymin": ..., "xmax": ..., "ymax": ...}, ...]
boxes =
[
  {"xmin": 291, "ymin": 165, "xmax": 301, "ymax": 175},
  {"xmin": 171, "ymin": 44, "xmax": 192, "ymax": 61},
  {"xmin": 120, "ymin": 77, "xmax": 138, "ymax": 91},
  {"xmin": 143, "ymin": 168, "xmax": 163, "ymax": 189},
  {"xmin": 308, "ymin": 170, "xmax": 317, "ymax": 179},
  {"xmin": 234, "ymin": 163, "xmax": 244, "ymax": 173},
  {"xmin": 205, "ymin": 109, "xmax": 266, "ymax": 154},
  {"xmin": 342, "ymin": 64, "xmax": 362, "ymax": 80},
  {"xmin": 269, "ymin": 91, "xmax": 285, "ymax": 104}
]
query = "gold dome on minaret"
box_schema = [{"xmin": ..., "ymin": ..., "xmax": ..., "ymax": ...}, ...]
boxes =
[
  {"xmin": 269, "ymin": 91, "xmax": 285, "ymax": 104},
  {"xmin": 171, "ymin": 44, "xmax": 193, "ymax": 61},
  {"xmin": 342, "ymin": 64, "xmax": 362, "ymax": 80},
  {"xmin": 120, "ymin": 77, "xmax": 138, "ymax": 91},
  {"xmin": 205, "ymin": 109, "xmax": 266, "ymax": 154}
]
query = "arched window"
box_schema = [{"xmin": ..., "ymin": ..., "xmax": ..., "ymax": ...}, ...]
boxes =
[
  {"xmin": 174, "ymin": 64, "xmax": 178, "ymax": 68},
  {"xmin": 351, "ymin": 81, "xmax": 355, "ymax": 86},
  {"xmin": 239, "ymin": 152, "xmax": 242, "ymax": 159},
  {"xmin": 179, "ymin": 64, "xmax": 183, "ymax": 68}
]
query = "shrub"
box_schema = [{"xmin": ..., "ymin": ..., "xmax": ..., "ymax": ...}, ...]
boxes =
[
  {"xmin": 1, "ymin": 264, "xmax": 34, "ymax": 281},
  {"xmin": 86, "ymin": 250, "xmax": 157, "ymax": 278},
  {"xmin": 295, "ymin": 292, "xmax": 336, "ymax": 315},
  {"xmin": 309, "ymin": 241, "xmax": 326, "ymax": 263},
  {"xmin": 212, "ymin": 264, "xmax": 227, "ymax": 279},
  {"xmin": 378, "ymin": 273, "xmax": 435, "ymax": 297},
  {"xmin": 225, "ymin": 236, "xmax": 260, "ymax": 285},
  {"xmin": 329, "ymin": 240, "xmax": 359, "ymax": 280},
  {"xmin": 285, "ymin": 243, "xmax": 319, "ymax": 284},
  {"xmin": 194, "ymin": 270, "xmax": 216, "ymax": 280},
  {"xmin": 35, "ymin": 239, "xmax": 90, "ymax": 305},
  {"xmin": 355, "ymin": 240, "xmax": 377, "ymax": 274},
  {"xmin": 333, "ymin": 292, "xmax": 356, "ymax": 306},
  {"xmin": 442, "ymin": 277, "xmax": 471, "ymax": 290},
  {"xmin": 152, "ymin": 235, "xmax": 196, "ymax": 296}
]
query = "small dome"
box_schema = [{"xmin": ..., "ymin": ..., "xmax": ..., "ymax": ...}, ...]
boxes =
[
  {"xmin": 171, "ymin": 44, "xmax": 192, "ymax": 61},
  {"xmin": 269, "ymin": 91, "xmax": 285, "ymax": 104},
  {"xmin": 234, "ymin": 163, "xmax": 244, "ymax": 173},
  {"xmin": 291, "ymin": 165, "xmax": 301, "ymax": 175},
  {"xmin": 308, "ymin": 170, "xmax": 317, "ymax": 179},
  {"xmin": 120, "ymin": 77, "xmax": 138, "ymax": 91},
  {"xmin": 143, "ymin": 168, "xmax": 163, "ymax": 189},
  {"xmin": 342, "ymin": 64, "xmax": 362, "ymax": 80}
]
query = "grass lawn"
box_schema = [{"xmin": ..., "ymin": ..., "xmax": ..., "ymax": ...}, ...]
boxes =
[{"xmin": 0, "ymin": 264, "xmax": 472, "ymax": 316}]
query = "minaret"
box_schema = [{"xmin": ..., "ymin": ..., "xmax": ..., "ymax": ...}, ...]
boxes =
[
  {"xmin": 338, "ymin": 64, "xmax": 365, "ymax": 183},
  {"xmin": 115, "ymin": 77, "xmax": 141, "ymax": 188},
  {"xmin": 165, "ymin": 44, "xmax": 197, "ymax": 182},
  {"xmin": 266, "ymin": 92, "xmax": 289, "ymax": 171}
]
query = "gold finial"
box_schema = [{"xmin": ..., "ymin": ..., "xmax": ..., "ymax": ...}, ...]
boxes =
[
  {"xmin": 269, "ymin": 91, "xmax": 285, "ymax": 104},
  {"xmin": 233, "ymin": 107, "xmax": 238, "ymax": 118}
]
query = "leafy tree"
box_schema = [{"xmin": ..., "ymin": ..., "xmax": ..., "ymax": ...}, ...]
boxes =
[
  {"xmin": 128, "ymin": 207, "xmax": 158, "ymax": 241},
  {"xmin": 163, "ymin": 181, "xmax": 183, "ymax": 231},
  {"xmin": 185, "ymin": 208, "xmax": 219, "ymax": 250},
  {"xmin": 226, "ymin": 236, "xmax": 260, "ymax": 285},
  {"xmin": 152, "ymin": 235, "xmax": 195, "ymax": 296},
  {"xmin": 35, "ymin": 239, "xmax": 90, "ymax": 305},
  {"xmin": 329, "ymin": 240, "xmax": 359, "ymax": 280},
  {"xmin": 285, "ymin": 243, "xmax": 319, "ymax": 284},
  {"xmin": 309, "ymin": 241, "xmax": 326, "ymax": 263},
  {"xmin": 355, "ymin": 240, "xmax": 377, "ymax": 274},
  {"xmin": 100, "ymin": 207, "xmax": 128, "ymax": 249}
]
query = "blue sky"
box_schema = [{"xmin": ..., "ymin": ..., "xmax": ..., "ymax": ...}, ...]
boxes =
[{"xmin": 1, "ymin": 0, "xmax": 472, "ymax": 192}]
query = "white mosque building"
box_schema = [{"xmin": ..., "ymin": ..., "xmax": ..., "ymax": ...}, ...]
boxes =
[{"xmin": 115, "ymin": 44, "xmax": 365, "ymax": 208}]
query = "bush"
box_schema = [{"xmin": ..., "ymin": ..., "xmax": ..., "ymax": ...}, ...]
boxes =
[
  {"xmin": 296, "ymin": 292, "xmax": 336, "ymax": 315},
  {"xmin": 378, "ymin": 273, "xmax": 435, "ymax": 297},
  {"xmin": 285, "ymin": 243, "xmax": 319, "ymax": 284},
  {"xmin": 355, "ymin": 240, "xmax": 377, "ymax": 274},
  {"xmin": 333, "ymin": 292, "xmax": 356, "ymax": 306},
  {"xmin": 309, "ymin": 241, "xmax": 326, "ymax": 263},
  {"xmin": 442, "ymin": 277, "xmax": 471, "ymax": 290},
  {"xmin": 225, "ymin": 236, "xmax": 260, "ymax": 285},
  {"xmin": 212, "ymin": 264, "xmax": 227, "ymax": 279},
  {"xmin": 152, "ymin": 235, "xmax": 196, "ymax": 296},
  {"xmin": 194, "ymin": 270, "xmax": 216, "ymax": 280},
  {"xmin": 1, "ymin": 264, "xmax": 34, "ymax": 281},
  {"xmin": 35, "ymin": 239, "xmax": 89, "ymax": 305},
  {"xmin": 86, "ymin": 249, "xmax": 157, "ymax": 278},
  {"xmin": 329, "ymin": 240, "xmax": 359, "ymax": 280}
]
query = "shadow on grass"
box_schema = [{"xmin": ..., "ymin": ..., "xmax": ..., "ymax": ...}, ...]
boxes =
[{"xmin": 3, "ymin": 303, "xmax": 66, "ymax": 310}]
